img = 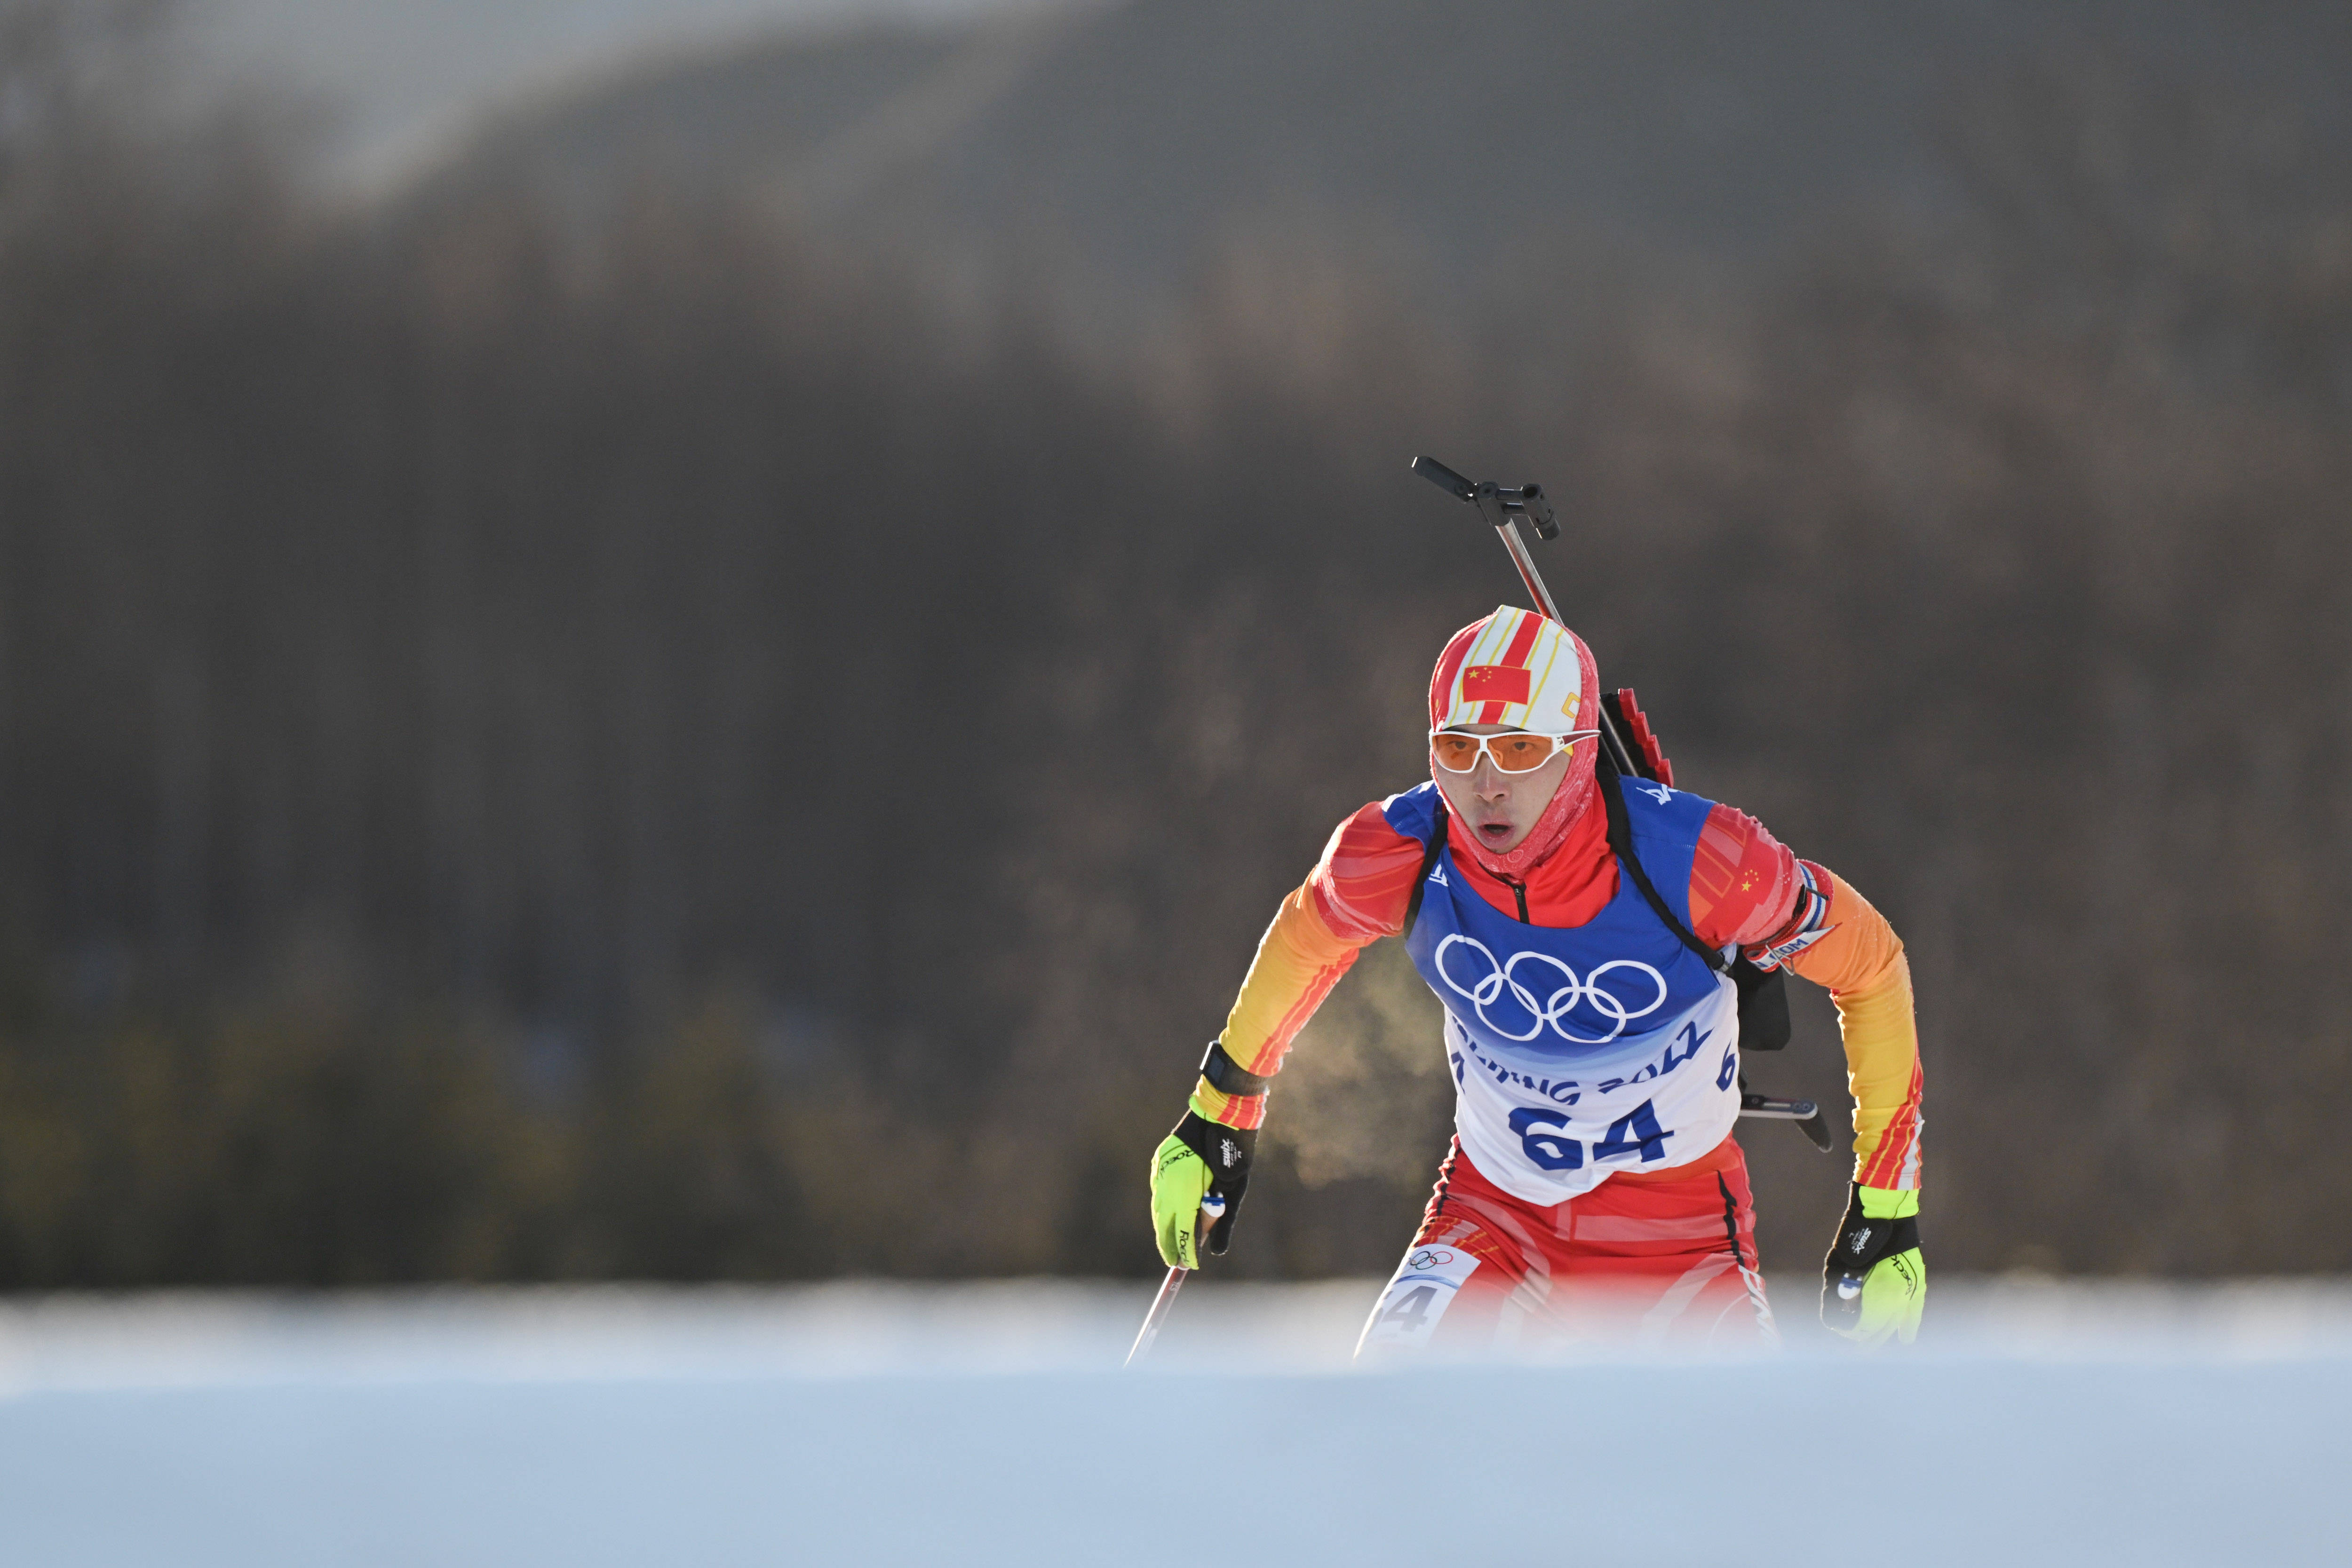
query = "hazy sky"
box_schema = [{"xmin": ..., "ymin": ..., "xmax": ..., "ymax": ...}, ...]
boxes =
[{"xmin": 175, "ymin": 0, "xmax": 1053, "ymax": 186}]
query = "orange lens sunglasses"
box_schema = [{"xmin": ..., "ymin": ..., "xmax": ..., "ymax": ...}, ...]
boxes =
[{"xmin": 1429, "ymin": 728, "xmax": 1600, "ymax": 774}]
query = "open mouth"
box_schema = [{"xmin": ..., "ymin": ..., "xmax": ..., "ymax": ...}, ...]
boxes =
[{"xmin": 1477, "ymin": 821, "xmax": 1513, "ymax": 844}]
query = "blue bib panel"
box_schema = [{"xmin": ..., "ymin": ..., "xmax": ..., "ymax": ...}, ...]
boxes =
[{"xmin": 1386, "ymin": 780, "xmax": 1742, "ymax": 1203}]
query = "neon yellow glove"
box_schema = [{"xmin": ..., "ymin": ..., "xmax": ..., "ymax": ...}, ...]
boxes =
[
  {"xmin": 1821, "ymin": 1183, "xmax": 1925, "ymax": 1346},
  {"xmin": 1150, "ymin": 1136, "xmax": 1212, "ymax": 1269},
  {"xmin": 1149, "ymin": 1098, "xmax": 1256, "ymax": 1268}
]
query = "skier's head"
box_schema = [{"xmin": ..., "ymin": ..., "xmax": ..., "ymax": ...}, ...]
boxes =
[{"xmin": 1427, "ymin": 606, "xmax": 1602, "ymax": 874}]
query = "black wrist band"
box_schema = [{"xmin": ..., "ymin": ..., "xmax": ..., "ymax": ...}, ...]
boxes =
[{"xmin": 1199, "ymin": 1040, "xmax": 1272, "ymax": 1098}]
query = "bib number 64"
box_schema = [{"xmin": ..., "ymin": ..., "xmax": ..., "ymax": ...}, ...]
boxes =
[{"xmin": 1509, "ymin": 1100, "xmax": 1675, "ymax": 1171}]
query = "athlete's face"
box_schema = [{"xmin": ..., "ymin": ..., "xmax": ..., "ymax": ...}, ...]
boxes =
[{"xmin": 1432, "ymin": 724, "xmax": 1572, "ymax": 855}]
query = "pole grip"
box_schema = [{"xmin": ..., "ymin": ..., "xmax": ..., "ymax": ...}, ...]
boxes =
[{"xmin": 1411, "ymin": 455, "xmax": 1477, "ymax": 500}]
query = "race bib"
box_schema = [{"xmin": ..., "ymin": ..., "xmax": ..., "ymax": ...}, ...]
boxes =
[{"xmin": 1357, "ymin": 1243, "xmax": 1482, "ymax": 1354}]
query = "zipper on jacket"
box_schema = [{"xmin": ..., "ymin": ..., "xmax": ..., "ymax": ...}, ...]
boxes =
[{"xmin": 1498, "ymin": 874, "xmax": 1529, "ymax": 923}]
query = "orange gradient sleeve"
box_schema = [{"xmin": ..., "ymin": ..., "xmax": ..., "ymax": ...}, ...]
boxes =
[
  {"xmin": 1196, "ymin": 804, "xmax": 1424, "ymax": 1130},
  {"xmin": 1784, "ymin": 870, "xmax": 1923, "ymax": 1190}
]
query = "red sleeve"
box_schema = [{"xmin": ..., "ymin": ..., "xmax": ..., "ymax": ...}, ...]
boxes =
[
  {"xmin": 1306, "ymin": 801, "xmax": 1427, "ymax": 944},
  {"xmin": 1686, "ymin": 803, "xmax": 1801, "ymax": 950}
]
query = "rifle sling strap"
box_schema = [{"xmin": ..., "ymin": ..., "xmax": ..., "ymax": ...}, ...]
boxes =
[
  {"xmin": 1597, "ymin": 755, "xmax": 1729, "ymax": 975},
  {"xmin": 1403, "ymin": 799, "xmax": 1450, "ymax": 937}
]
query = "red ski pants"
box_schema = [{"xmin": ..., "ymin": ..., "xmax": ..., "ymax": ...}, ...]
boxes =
[{"xmin": 1356, "ymin": 1134, "xmax": 1778, "ymax": 1357}]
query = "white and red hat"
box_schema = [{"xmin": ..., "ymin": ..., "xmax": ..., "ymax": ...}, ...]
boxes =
[
  {"xmin": 1427, "ymin": 607, "xmax": 1604, "ymax": 877},
  {"xmin": 1428, "ymin": 605, "xmax": 1597, "ymax": 736}
]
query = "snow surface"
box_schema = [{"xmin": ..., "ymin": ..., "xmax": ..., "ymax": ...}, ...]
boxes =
[{"xmin": 0, "ymin": 1277, "xmax": 2344, "ymax": 1567}]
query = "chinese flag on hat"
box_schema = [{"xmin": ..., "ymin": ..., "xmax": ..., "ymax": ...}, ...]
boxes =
[{"xmin": 1460, "ymin": 665, "xmax": 1532, "ymax": 705}]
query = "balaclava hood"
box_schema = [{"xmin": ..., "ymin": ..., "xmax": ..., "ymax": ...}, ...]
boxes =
[{"xmin": 1427, "ymin": 605, "xmax": 1602, "ymax": 879}]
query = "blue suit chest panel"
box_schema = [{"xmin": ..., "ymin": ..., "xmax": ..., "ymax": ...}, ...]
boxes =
[{"xmin": 1389, "ymin": 780, "xmax": 1725, "ymax": 1081}]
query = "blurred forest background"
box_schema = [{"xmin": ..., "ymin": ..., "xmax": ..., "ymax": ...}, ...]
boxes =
[{"xmin": 0, "ymin": 0, "xmax": 2346, "ymax": 1289}]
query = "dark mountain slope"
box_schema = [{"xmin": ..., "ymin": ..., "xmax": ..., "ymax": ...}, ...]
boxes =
[{"xmin": 400, "ymin": 0, "xmax": 2352, "ymax": 327}]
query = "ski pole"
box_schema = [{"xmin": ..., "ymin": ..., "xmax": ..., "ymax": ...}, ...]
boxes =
[{"xmin": 1122, "ymin": 1193, "xmax": 1224, "ymax": 1367}]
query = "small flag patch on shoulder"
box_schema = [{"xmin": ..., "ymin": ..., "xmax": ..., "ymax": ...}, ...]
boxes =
[{"xmin": 1461, "ymin": 665, "xmax": 1530, "ymax": 705}]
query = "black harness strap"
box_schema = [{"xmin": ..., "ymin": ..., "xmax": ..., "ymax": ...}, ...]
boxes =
[
  {"xmin": 1402, "ymin": 799, "xmax": 1451, "ymax": 936},
  {"xmin": 1597, "ymin": 753, "xmax": 1729, "ymax": 974}
]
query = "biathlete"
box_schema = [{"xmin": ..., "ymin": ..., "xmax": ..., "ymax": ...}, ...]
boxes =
[{"xmin": 1149, "ymin": 606, "xmax": 1925, "ymax": 1352}]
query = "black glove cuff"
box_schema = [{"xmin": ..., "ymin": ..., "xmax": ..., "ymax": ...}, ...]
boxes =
[
  {"xmin": 1173, "ymin": 1110, "xmax": 1257, "ymax": 1191},
  {"xmin": 1823, "ymin": 1185, "xmax": 1922, "ymax": 1283},
  {"xmin": 1172, "ymin": 1110, "xmax": 1257, "ymax": 1256}
]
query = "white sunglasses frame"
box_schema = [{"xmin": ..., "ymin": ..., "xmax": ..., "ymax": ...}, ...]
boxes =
[{"xmin": 1428, "ymin": 727, "xmax": 1602, "ymax": 774}]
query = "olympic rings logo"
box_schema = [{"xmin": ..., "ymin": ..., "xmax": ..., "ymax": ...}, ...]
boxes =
[{"xmin": 1433, "ymin": 934, "xmax": 1669, "ymax": 1044}]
